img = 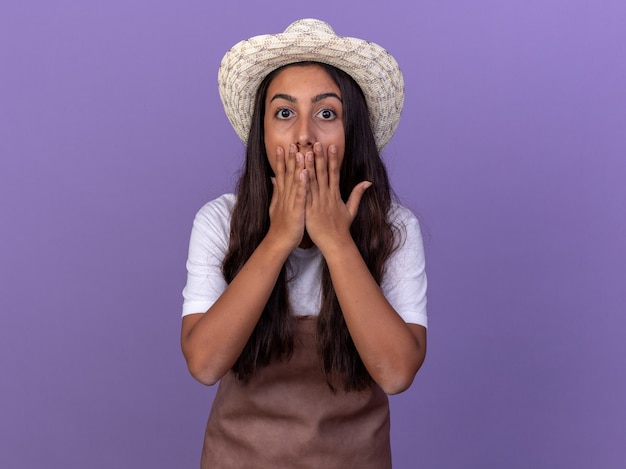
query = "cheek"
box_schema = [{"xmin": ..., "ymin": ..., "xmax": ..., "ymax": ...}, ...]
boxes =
[
  {"xmin": 263, "ymin": 142, "xmax": 281, "ymax": 177},
  {"xmin": 263, "ymin": 123, "xmax": 285, "ymax": 155},
  {"xmin": 263, "ymin": 124, "xmax": 275, "ymax": 172}
]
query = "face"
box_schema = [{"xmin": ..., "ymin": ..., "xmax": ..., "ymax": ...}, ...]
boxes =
[{"xmin": 263, "ymin": 64, "xmax": 345, "ymax": 174}]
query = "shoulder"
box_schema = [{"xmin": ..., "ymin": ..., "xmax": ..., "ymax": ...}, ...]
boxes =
[
  {"xmin": 388, "ymin": 202, "xmax": 423, "ymax": 246},
  {"xmin": 381, "ymin": 202, "xmax": 428, "ymax": 327},
  {"xmin": 194, "ymin": 193, "xmax": 236, "ymax": 226},
  {"xmin": 389, "ymin": 202, "xmax": 418, "ymax": 225},
  {"xmin": 195, "ymin": 193, "xmax": 236, "ymax": 220},
  {"xmin": 190, "ymin": 193, "xmax": 236, "ymax": 243}
]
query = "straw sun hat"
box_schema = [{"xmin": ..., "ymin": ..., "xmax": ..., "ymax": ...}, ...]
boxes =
[{"xmin": 218, "ymin": 18, "xmax": 404, "ymax": 150}]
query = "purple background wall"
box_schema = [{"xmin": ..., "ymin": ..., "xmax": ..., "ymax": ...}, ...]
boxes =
[{"xmin": 1, "ymin": 1, "xmax": 625, "ymax": 468}]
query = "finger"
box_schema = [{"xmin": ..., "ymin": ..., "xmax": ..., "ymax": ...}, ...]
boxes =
[
  {"xmin": 304, "ymin": 148, "xmax": 316, "ymax": 182},
  {"xmin": 297, "ymin": 168, "xmax": 309, "ymax": 207},
  {"xmin": 304, "ymin": 148, "xmax": 317, "ymax": 204},
  {"xmin": 285, "ymin": 165, "xmax": 307, "ymax": 227},
  {"xmin": 346, "ymin": 181, "xmax": 373, "ymax": 220},
  {"xmin": 295, "ymin": 151, "xmax": 304, "ymax": 178},
  {"xmin": 327, "ymin": 144, "xmax": 340, "ymax": 191},
  {"xmin": 285, "ymin": 143, "xmax": 297, "ymax": 179},
  {"xmin": 313, "ymin": 142, "xmax": 328, "ymax": 190},
  {"xmin": 274, "ymin": 147, "xmax": 286, "ymax": 190},
  {"xmin": 291, "ymin": 151, "xmax": 305, "ymax": 200}
]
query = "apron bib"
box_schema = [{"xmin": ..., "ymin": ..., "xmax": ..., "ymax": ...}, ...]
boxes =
[{"xmin": 201, "ymin": 316, "xmax": 392, "ymax": 468}]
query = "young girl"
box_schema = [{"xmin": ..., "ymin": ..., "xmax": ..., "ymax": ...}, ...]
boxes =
[{"xmin": 181, "ymin": 19, "xmax": 428, "ymax": 468}]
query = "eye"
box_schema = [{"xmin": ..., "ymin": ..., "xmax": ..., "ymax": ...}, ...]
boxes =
[
  {"xmin": 316, "ymin": 109, "xmax": 336, "ymax": 120},
  {"xmin": 275, "ymin": 108, "xmax": 294, "ymax": 120}
]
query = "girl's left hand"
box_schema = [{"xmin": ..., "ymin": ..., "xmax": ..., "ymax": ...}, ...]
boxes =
[{"xmin": 304, "ymin": 142, "xmax": 371, "ymax": 253}]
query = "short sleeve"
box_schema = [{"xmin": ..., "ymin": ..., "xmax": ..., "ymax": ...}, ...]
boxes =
[
  {"xmin": 380, "ymin": 204, "xmax": 428, "ymax": 328},
  {"xmin": 181, "ymin": 194, "xmax": 235, "ymax": 316}
]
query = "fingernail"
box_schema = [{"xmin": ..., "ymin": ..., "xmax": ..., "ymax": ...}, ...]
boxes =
[
  {"xmin": 314, "ymin": 142, "xmax": 322, "ymax": 152},
  {"xmin": 329, "ymin": 144, "xmax": 336, "ymax": 154},
  {"xmin": 290, "ymin": 143, "xmax": 297, "ymax": 153},
  {"xmin": 306, "ymin": 151, "xmax": 314, "ymax": 162},
  {"xmin": 276, "ymin": 146, "xmax": 283, "ymax": 155}
]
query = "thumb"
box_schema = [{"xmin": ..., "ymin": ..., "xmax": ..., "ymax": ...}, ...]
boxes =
[{"xmin": 346, "ymin": 181, "xmax": 373, "ymax": 220}]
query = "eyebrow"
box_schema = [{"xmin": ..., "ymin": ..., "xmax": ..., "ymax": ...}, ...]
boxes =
[{"xmin": 269, "ymin": 92, "xmax": 342, "ymax": 103}]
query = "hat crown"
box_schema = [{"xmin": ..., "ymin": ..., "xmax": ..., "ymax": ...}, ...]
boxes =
[{"xmin": 284, "ymin": 18, "xmax": 336, "ymax": 36}]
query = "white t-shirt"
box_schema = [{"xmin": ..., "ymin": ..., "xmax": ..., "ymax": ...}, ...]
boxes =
[{"xmin": 182, "ymin": 194, "xmax": 428, "ymax": 328}]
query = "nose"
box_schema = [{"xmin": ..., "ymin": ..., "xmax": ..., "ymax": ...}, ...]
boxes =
[{"xmin": 296, "ymin": 116, "xmax": 315, "ymax": 151}]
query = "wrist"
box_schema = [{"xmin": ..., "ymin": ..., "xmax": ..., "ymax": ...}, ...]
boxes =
[
  {"xmin": 316, "ymin": 232, "xmax": 357, "ymax": 260},
  {"xmin": 260, "ymin": 230, "xmax": 298, "ymax": 260}
]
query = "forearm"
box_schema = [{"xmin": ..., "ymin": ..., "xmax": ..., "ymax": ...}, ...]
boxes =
[
  {"xmin": 181, "ymin": 237, "xmax": 291, "ymax": 385},
  {"xmin": 321, "ymin": 239, "xmax": 426, "ymax": 394}
]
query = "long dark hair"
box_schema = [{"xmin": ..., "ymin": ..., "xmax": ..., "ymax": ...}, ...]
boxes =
[{"xmin": 222, "ymin": 62, "xmax": 398, "ymax": 391}]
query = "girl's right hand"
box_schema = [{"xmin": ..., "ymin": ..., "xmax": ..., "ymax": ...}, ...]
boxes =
[
  {"xmin": 182, "ymin": 144, "xmax": 308, "ymax": 385},
  {"xmin": 267, "ymin": 144, "xmax": 308, "ymax": 252}
]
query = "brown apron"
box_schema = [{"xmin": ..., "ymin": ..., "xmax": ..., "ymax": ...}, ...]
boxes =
[{"xmin": 201, "ymin": 316, "xmax": 392, "ymax": 468}]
